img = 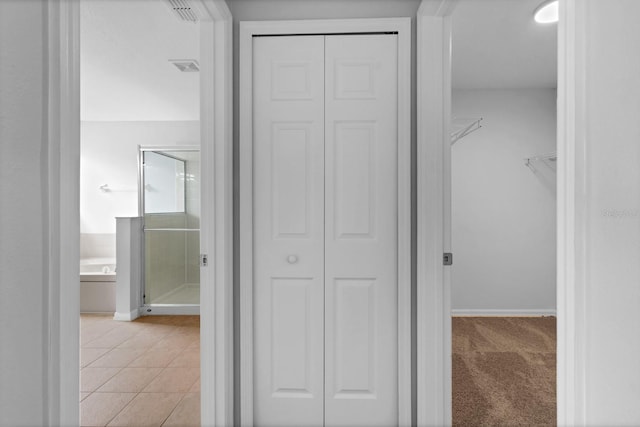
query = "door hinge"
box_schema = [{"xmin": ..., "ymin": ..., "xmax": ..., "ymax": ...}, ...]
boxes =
[
  {"xmin": 443, "ymin": 252, "xmax": 453, "ymax": 266},
  {"xmin": 200, "ymin": 254, "xmax": 208, "ymax": 267}
]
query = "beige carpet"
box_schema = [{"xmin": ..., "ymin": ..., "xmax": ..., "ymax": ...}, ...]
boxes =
[{"xmin": 452, "ymin": 316, "xmax": 556, "ymax": 426}]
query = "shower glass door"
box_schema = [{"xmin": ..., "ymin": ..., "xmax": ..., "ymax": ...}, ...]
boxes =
[{"xmin": 141, "ymin": 147, "xmax": 200, "ymax": 308}]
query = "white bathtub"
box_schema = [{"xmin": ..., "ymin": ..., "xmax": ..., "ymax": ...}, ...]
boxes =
[
  {"xmin": 80, "ymin": 257, "xmax": 116, "ymax": 281},
  {"xmin": 80, "ymin": 258, "xmax": 116, "ymax": 313}
]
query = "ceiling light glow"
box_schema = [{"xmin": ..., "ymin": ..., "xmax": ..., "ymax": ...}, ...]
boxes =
[{"xmin": 534, "ymin": 0, "xmax": 559, "ymax": 24}]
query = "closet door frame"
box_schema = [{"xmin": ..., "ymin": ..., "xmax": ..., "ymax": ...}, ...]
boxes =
[{"xmin": 239, "ymin": 18, "xmax": 412, "ymax": 427}]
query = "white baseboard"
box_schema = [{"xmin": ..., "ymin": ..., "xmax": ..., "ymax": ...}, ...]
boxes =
[
  {"xmin": 113, "ymin": 308, "xmax": 140, "ymax": 321},
  {"xmin": 451, "ymin": 309, "xmax": 557, "ymax": 317}
]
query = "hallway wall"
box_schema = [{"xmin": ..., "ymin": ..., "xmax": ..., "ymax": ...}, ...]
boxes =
[
  {"xmin": 226, "ymin": 3, "xmax": 422, "ymax": 420},
  {"xmin": 573, "ymin": 0, "xmax": 640, "ymax": 422},
  {"xmin": 0, "ymin": 1, "xmax": 48, "ymax": 424}
]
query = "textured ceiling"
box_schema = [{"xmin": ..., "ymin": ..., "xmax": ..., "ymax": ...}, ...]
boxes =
[
  {"xmin": 452, "ymin": 0, "xmax": 557, "ymax": 89},
  {"xmin": 81, "ymin": 0, "xmax": 200, "ymax": 121}
]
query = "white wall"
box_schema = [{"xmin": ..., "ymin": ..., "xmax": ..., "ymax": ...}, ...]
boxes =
[
  {"xmin": 576, "ymin": 0, "xmax": 640, "ymax": 422},
  {"xmin": 451, "ymin": 89, "xmax": 556, "ymax": 313},
  {"xmin": 0, "ymin": 1, "xmax": 48, "ymax": 425},
  {"xmin": 80, "ymin": 121, "xmax": 199, "ymax": 258}
]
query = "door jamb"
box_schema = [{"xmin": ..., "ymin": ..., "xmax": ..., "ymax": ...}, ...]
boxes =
[
  {"xmin": 416, "ymin": 2, "xmax": 456, "ymax": 424},
  {"xmin": 47, "ymin": 2, "xmax": 81, "ymax": 424},
  {"xmin": 239, "ymin": 18, "xmax": 412, "ymax": 427},
  {"xmin": 556, "ymin": 0, "xmax": 587, "ymax": 423},
  {"xmin": 50, "ymin": 0, "xmax": 234, "ymax": 425},
  {"xmin": 194, "ymin": 2, "xmax": 235, "ymax": 425}
]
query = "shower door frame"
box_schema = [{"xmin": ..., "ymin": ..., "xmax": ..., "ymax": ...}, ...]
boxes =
[{"xmin": 139, "ymin": 145, "xmax": 201, "ymax": 314}]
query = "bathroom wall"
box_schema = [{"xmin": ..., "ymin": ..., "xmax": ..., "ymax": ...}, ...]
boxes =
[
  {"xmin": 80, "ymin": 120, "xmax": 199, "ymax": 259},
  {"xmin": 451, "ymin": 88, "xmax": 556, "ymax": 313}
]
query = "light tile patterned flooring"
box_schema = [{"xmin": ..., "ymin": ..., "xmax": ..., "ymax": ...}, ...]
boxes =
[{"xmin": 80, "ymin": 314, "xmax": 200, "ymax": 427}]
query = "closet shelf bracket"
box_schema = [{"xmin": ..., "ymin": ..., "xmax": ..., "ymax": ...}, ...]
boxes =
[
  {"xmin": 524, "ymin": 152, "xmax": 557, "ymax": 172},
  {"xmin": 451, "ymin": 117, "xmax": 483, "ymax": 145}
]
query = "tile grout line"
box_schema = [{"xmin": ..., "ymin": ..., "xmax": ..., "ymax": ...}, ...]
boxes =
[
  {"xmin": 103, "ymin": 390, "xmax": 141, "ymax": 427},
  {"xmin": 80, "ymin": 315, "xmax": 200, "ymax": 427},
  {"xmin": 159, "ymin": 392, "xmax": 190, "ymax": 427}
]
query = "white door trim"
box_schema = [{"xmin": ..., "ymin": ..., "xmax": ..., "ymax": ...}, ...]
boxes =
[
  {"xmin": 51, "ymin": 1, "xmax": 234, "ymax": 426},
  {"xmin": 557, "ymin": 0, "xmax": 587, "ymax": 424},
  {"xmin": 47, "ymin": 2, "xmax": 81, "ymax": 424},
  {"xmin": 417, "ymin": 0, "xmax": 581, "ymax": 425},
  {"xmin": 416, "ymin": 3, "xmax": 455, "ymax": 424},
  {"xmin": 194, "ymin": 1, "xmax": 235, "ymax": 425},
  {"xmin": 239, "ymin": 18, "xmax": 412, "ymax": 427}
]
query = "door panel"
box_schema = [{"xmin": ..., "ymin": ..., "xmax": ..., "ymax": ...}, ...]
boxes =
[
  {"xmin": 270, "ymin": 277, "xmax": 315, "ymax": 397},
  {"xmin": 333, "ymin": 121, "xmax": 377, "ymax": 239},
  {"xmin": 333, "ymin": 278, "xmax": 377, "ymax": 397},
  {"xmin": 253, "ymin": 35, "xmax": 326, "ymax": 427},
  {"xmin": 324, "ymin": 34, "xmax": 399, "ymax": 427},
  {"xmin": 271, "ymin": 122, "xmax": 314, "ymax": 238}
]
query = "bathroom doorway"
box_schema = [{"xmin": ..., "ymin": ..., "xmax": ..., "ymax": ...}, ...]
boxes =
[{"xmin": 140, "ymin": 147, "xmax": 201, "ymax": 313}]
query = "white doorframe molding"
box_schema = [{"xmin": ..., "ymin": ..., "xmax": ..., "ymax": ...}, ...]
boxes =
[
  {"xmin": 195, "ymin": 1, "xmax": 235, "ymax": 425},
  {"xmin": 47, "ymin": 1, "xmax": 81, "ymax": 424},
  {"xmin": 416, "ymin": 1, "xmax": 456, "ymax": 425},
  {"xmin": 51, "ymin": 1, "xmax": 234, "ymax": 426},
  {"xmin": 557, "ymin": 0, "xmax": 587, "ymax": 424},
  {"xmin": 239, "ymin": 18, "xmax": 412, "ymax": 427}
]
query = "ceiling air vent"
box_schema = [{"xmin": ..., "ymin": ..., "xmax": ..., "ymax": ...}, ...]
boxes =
[
  {"xmin": 169, "ymin": 59, "xmax": 200, "ymax": 72},
  {"xmin": 165, "ymin": 0, "xmax": 200, "ymax": 22}
]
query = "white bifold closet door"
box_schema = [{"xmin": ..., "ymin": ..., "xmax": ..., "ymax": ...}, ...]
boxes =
[{"xmin": 253, "ymin": 34, "xmax": 398, "ymax": 427}]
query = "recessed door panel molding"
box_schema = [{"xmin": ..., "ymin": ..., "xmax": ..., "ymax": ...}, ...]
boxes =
[
  {"xmin": 334, "ymin": 59, "xmax": 378, "ymax": 100},
  {"xmin": 241, "ymin": 18, "xmax": 411, "ymax": 427},
  {"xmin": 271, "ymin": 277, "xmax": 314, "ymax": 397},
  {"xmin": 272, "ymin": 60, "xmax": 313, "ymax": 100},
  {"xmin": 271, "ymin": 122, "xmax": 313, "ymax": 238},
  {"xmin": 333, "ymin": 278, "xmax": 377, "ymax": 398},
  {"xmin": 333, "ymin": 121, "xmax": 377, "ymax": 239}
]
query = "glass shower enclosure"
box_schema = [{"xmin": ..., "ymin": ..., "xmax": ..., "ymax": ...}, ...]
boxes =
[{"xmin": 139, "ymin": 146, "xmax": 200, "ymax": 314}]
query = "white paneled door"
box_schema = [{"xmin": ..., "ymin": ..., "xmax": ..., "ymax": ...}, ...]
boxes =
[
  {"xmin": 253, "ymin": 35, "xmax": 326, "ymax": 427},
  {"xmin": 253, "ymin": 34, "xmax": 399, "ymax": 427}
]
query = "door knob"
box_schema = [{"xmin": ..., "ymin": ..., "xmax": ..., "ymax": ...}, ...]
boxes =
[{"xmin": 287, "ymin": 255, "xmax": 299, "ymax": 264}]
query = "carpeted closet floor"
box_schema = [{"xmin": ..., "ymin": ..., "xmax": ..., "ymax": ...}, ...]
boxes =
[{"xmin": 452, "ymin": 316, "xmax": 556, "ymax": 426}]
